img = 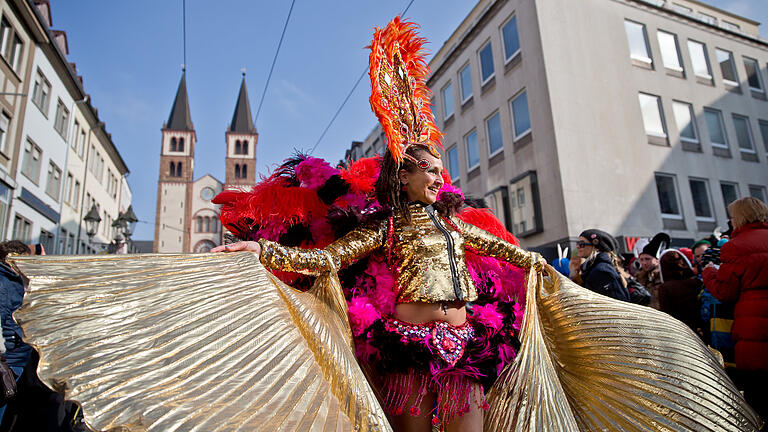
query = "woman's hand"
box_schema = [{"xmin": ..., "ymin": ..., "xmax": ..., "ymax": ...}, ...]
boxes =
[{"xmin": 211, "ymin": 241, "xmax": 261, "ymax": 255}]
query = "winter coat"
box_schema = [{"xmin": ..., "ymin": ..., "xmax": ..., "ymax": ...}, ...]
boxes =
[
  {"xmin": 703, "ymin": 221, "xmax": 768, "ymax": 371},
  {"xmin": 580, "ymin": 252, "xmax": 629, "ymax": 302},
  {"xmin": 658, "ymin": 278, "xmax": 702, "ymax": 333},
  {"xmin": 0, "ymin": 262, "xmax": 31, "ymax": 369}
]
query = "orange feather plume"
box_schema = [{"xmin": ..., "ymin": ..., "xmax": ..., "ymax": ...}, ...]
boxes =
[{"xmin": 368, "ymin": 16, "xmax": 442, "ymax": 163}]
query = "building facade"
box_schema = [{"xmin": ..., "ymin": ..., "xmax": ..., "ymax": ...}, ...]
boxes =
[
  {"xmin": 153, "ymin": 74, "xmax": 256, "ymax": 253},
  {"xmin": 0, "ymin": 0, "xmax": 131, "ymax": 254},
  {"xmin": 352, "ymin": 0, "xmax": 768, "ymax": 258}
]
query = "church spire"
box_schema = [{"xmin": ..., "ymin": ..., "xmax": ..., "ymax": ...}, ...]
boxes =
[
  {"xmin": 166, "ymin": 72, "xmax": 194, "ymax": 131},
  {"xmin": 229, "ymin": 73, "xmax": 255, "ymax": 134}
]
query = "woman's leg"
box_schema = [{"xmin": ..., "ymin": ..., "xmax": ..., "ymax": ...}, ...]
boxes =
[
  {"xmin": 444, "ymin": 382, "xmax": 484, "ymax": 432},
  {"xmin": 389, "ymin": 390, "xmax": 435, "ymax": 432}
]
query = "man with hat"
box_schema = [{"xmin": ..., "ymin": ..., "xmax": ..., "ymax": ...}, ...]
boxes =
[{"xmin": 636, "ymin": 232, "xmax": 670, "ymax": 309}]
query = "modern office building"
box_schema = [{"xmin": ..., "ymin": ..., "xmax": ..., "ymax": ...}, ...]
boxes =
[{"xmin": 352, "ymin": 0, "xmax": 768, "ymax": 257}]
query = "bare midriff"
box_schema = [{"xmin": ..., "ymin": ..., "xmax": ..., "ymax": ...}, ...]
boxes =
[{"xmin": 394, "ymin": 301, "xmax": 467, "ymax": 326}]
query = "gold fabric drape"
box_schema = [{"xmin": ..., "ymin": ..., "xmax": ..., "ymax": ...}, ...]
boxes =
[
  {"xmin": 10, "ymin": 254, "xmax": 762, "ymax": 431},
  {"xmin": 11, "ymin": 253, "xmax": 390, "ymax": 432},
  {"xmin": 485, "ymin": 265, "xmax": 762, "ymax": 431}
]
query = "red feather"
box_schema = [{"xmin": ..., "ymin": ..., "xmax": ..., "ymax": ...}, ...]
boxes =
[
  {"xmin": 458, "ymin": 208, "xmax": 520, "ymax": 246},
  {"xmin": 340, "ymin": 156, "xmax": 380, "ymax": 196}
]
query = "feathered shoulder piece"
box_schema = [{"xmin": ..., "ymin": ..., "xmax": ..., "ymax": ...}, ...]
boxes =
[{"xmin": 368, "ymin": 16, "xmax": 442, "ymax": 163}]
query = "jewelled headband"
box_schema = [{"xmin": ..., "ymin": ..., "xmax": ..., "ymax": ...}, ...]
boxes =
[{"xmin": 368, "ymin": 17, "xmax": 443, "ymax": 169}]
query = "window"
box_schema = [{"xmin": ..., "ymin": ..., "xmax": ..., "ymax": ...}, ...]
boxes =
[
  {"xmin": 12, "ymin": 214, "xmax": 32, "ymax": 243},
  {"xmin": 510, "ymin": 90, "xmax": 531, "ymax": 139},
  {"xmin": 197, "ymin": 216, "xmax": 203, "ymax": 232},
  {"xmin": 638, "ymin": 93, "xmax": 667, "ymax": 137},
  {"xmin": 0, "ymin": 182, "xmax": 10, "ymax": 241},
  {"xmin": 478, "ymin": 41, "xmax": 495, "ymax": 83},
  {"xmin": 486, "ymin": 112, "xmax": 503, "ymax": 155},
  {"xmin": 744, "ymin": 57, "xmax": 763, "ymax": 92},
  {"xmin": 447, "ymin": 146, "xmax": 459, "ymax": 180},
  {"xmin": 235, "ymin": 164, "xmax": 241, "ymax": 179},
  {"xmin": 689, "ymin": 178, "xmax": 714, "ymax": 221},
  {"xmin": 242, "ymin": 140, "xmax": 248, "ymax": 154},
  {"xmin": 58, "ymin": 228, "xmax": 67, "ymax": 254},
  {"xmin": 501, "ymin": 16, "xmax": 520, "ymax": 62},
  {"xmin": 657, "ymin": 30, "xmax": 683, "ymax": 71},
  {"xmin": 4, "ymin": 34, "xmax": 24, "ymax": 71},
  {"xmin": 465, "ymin": 130, "xmax": 479, "ymax": 170},
  {"xmin": 687, "ymin": 40, "xmax": 711, "ymax": 78},
  {"xmin": 176, "ymin": 162, "xmax": 182, "ymax": 177},
  {"xmin": 169, "ymin": 162, "xmax": 176, "ymax": 177},
  {"xmin": 749, "ymin": 185, "xmax": 767, "ymax": 203},
  {"xmin": 205, "ymin": 217, "xmax": 211, "ymax": 233},
  {"xmin": 31, "ymin": 69, "xmax": 51, "ymax": 114},
  {"xmin": 21, "ymin": 139, "xmax": 42, "ymax": 182},
  {"xmin": 0, "ymin": 112, "xmax": 9, "ymax": 155},
  {"xmin": 39, "ymin": 230, "xmax": 54, "ymax": 254},
  {"xmin": 672, "ymin": 101, "xmax": 697, "ymax": 142},
  {"xmin": 704, "ymin": 108, "xmax": 728, "ymax": 148},
  {"xmin": 698, "ymin": 13, "xmax": 717, "ymax": 26},
  {"xmin": 655, "ymin": 174, "xmax": 682, "ymax": 218},
  {"xmin": 720, "ymin": 182, "xmax": 739, "ymax": 216},
  {"xmin": 441, "ymin": 83, "xmax": 454, "ymax": 119},
  {"xmin": 46, "ymin": 162, "xmax": 62, "ymax": 201},
  {"xmin": 63, "ymin": 172, "xmax": 73, "ymax": 205},
  {"xmin": 73, "ymin": 180, "xmax": 80, "ymax": 210},
  {"xmin": 715, "ymin": 49, "xmax": 738, "ymax": 86},
  {"xmin": 732, "ymin": 115, "xmax": 754, "ymax": 153},
  {"xmin": 759, "ymin": 120, "xmax": 768, "ymax": 153},
  {"xmin": 671, "ymin": 3, "xmax": 693, "ymax": 14},
  {"xmin": 71, "ymin": 121, "xmax": 80, "ymax": 150},
  {"xmin": 170, "ymin": 137, "xmax": 177, "ymax": 151},
  {"xmin": 53, "ymin": 99, "xmax": 69, "ymax": 137},
  {"xmin": 78, "ymin": 130, "xmax": 86, "ymax": 158},
  {"xmin": 459, "ymin": 64, "xmax": 472, "ymax": 102},
  {"xmin": 624, "ymin": 20, "xmax": 652, "ymax": 65},
  {"xmin": 721, "ymin": 21, "xmax": 740, "ymax": 32},
  {"xmin": 67, "ymin": 233, "xmax": 74, "ymax": 254},
  {"xmin": 0, "ymin": 18, "xmax": 10, "ymax": 59},
  {"xmin": 178, "ymin": 138, "xmax": 184, "ymax": 152},
  {"xmin": 235, "ymin": 140, "xmax": 244, "ymax": 155}
]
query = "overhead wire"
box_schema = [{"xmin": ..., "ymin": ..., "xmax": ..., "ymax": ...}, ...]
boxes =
[
  {"xmin": 308, "ymin": 0, "xmax": 416, "ymax": 155},
  {"xmin": 254, "ymin": 0, "xmax": 297, "ymax": 124}
]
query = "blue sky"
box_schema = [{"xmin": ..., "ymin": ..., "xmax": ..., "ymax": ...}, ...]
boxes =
[{"xmin": 50, "ymin": 0, "xmax": 767, "ymax": 241}]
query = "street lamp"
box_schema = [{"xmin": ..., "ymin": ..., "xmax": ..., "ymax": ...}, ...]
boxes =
[
  {"xmin": 83, "ymin": 205, "xmax": 101, "ymax": 241},
  {"xmin": 121, "ymin": 205, "xmax": 138, "ymax": 239}
]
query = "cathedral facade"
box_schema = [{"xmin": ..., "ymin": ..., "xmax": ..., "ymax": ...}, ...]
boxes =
[{"xmin": 153, "ymin": 73, "xmax": 257, "ymax": 253}]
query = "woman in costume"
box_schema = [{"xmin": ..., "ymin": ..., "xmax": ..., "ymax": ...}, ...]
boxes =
[
  {"xmin": 213, "ymin": 18, "xmax": 542, "ymax": 430},
  {"xmin": 5, "ymin": 16, "xmax": 762, "ymax": 432}
]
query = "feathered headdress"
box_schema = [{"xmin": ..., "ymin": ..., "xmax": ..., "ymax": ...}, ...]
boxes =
[{"xmin": 368, "ymin": 16, "xmax": 442, "ymax": 165}]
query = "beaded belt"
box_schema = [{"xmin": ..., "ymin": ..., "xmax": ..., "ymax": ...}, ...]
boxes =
[{"xmin": 384, "ymin": 318, "xmax": 475, "ymax": 366}]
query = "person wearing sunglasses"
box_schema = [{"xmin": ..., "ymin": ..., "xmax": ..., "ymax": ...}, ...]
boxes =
[{"xmin": 570, "ymin": 229, "xmax": 629, "ymax": 302}]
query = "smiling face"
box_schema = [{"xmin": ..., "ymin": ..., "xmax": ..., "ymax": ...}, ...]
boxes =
[
  {"xmin": 398, "ymin": 151, "xmax": 444, "ymax": 205},
  {"xmin": 576, "ymin": 236, "xmax": 595, "ymax": 258}
]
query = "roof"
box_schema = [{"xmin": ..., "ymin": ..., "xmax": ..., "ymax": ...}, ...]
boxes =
[
  {"xmin": 166, "ymin": 72, "xmax": 194, "ymax": 131},
  {"xmin": 229, "ymin": 76, "xmax": 256, "ymax": 134}
]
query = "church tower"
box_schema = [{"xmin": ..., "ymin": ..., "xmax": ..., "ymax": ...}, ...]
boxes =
[
  {"xmin": 154, "ymin": 72, "xmax": 196, "ymax": 252},
  {"xmin": 225, "ymin": 74, "xmax": 257, "ymax": 188}
]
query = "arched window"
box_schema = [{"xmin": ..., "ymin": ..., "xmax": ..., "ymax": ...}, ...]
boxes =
[
  {"xmin": 242, "ymin": 164, "xmax": 248, "ymax": 179},
  {"xmin": 204, "ymin": 216, "xmax": 211, "ymax": 232},
  {"xmin": 235, "ymin": 164, "xmax": 241, "ymax": 179},
  {"xmin": 169, "ymin": 161, "xmax": 176, "ymax": 177},
  {"xmin": 212, "ymin": 218, "xmax": 218, "ymax": 233},
  {"xmin": 196, "ymin": 216, "xmax": 203, "ymax": 232},
  {"xmin": 170, "ymin": 137, "xmax": 177, "ymax": 152},
  {"xmin": 242, "ymin": 140, "xmax": 249, "ymax": 154},
  {"xmin": 235, "ymin": 140, "xmax": 241, "ymax": 154},
  {"xmin": 176, "ymin": 162, "xmax": 182, "ymax": 177},
  {"xmin": 178, "ymin": 138, "xmax": 185, "ymax": 152}
]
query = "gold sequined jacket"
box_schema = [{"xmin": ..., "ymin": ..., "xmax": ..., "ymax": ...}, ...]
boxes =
[{"xmin": 258, "ymin": 202, "xmax": 537, "ymax": 303}]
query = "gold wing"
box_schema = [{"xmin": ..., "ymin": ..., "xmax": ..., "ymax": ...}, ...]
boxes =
[
  {"xmin": 11, "ymin": 253, "xmax": 391, "ymax": 432},
  {"xmin": 485, "ymin": 266, "xmax": 763, "ymax": 432}
]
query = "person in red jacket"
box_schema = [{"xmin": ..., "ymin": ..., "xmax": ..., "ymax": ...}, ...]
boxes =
[{"xmin": 703, "ymin": 197, "xmax": 768, "ymax": 421}]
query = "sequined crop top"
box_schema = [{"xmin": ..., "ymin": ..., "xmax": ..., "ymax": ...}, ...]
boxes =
[{"xmin": 258, "ymin": 202, "xmax": 538, "ymax": 303}]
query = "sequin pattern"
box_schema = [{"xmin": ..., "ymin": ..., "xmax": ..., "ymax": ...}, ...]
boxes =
[
  {"xmin": 258, "ymin": 203, "xmax": 538, "ymax": 303},
  {"xmin": 384, "ymin": 318, "xmax": 475, "ymax": 366}
]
